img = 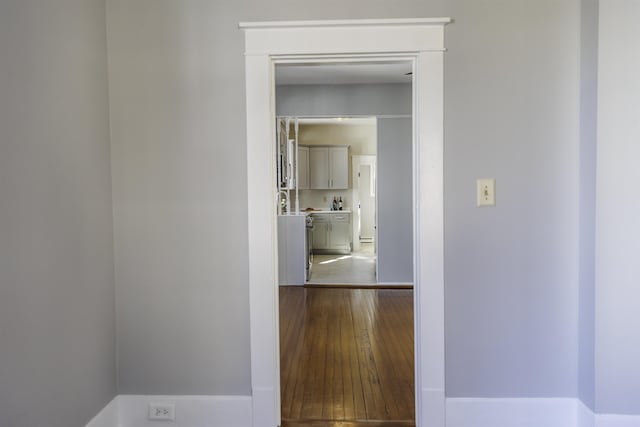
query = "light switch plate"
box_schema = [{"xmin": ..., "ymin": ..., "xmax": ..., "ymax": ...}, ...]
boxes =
[{"xmin": 477, "ymin": 178, "xmax": 496, "ymax": 207}]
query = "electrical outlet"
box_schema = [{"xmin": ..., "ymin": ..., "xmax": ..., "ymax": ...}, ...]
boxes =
[
  {"xmin": 148, "ymin": 402, "xmax": 175, "ymax": 421},
  {"xmin": 476, "ymin": 178, "xmax": 496, "ymax": 207}
]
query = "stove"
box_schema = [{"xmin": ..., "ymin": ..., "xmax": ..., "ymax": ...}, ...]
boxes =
[{"xmin": 305, "ymin": 215, "xmax": 313, "ymax": 280}]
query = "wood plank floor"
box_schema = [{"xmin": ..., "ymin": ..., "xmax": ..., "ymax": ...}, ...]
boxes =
[
  {"xmin": 282, "ymin": 421, "xmax": 415, "ymax": 427},
  {"xmin": 279, "ymin": 287, "xmax": 415, "ymax": 425}
]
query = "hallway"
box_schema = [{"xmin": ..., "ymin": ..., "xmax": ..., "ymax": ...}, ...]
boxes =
[{"xmin": 279, "ymin": 287, "xmax": 415, "ymax": 425}]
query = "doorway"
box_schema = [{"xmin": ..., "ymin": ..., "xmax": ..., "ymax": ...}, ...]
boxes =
[
  {"xmin": 241, "ymin": 18, "xmax": 449, "ymax": 427},
  {"xmin": 275, "ymin": 63, "xmax": 413, "ymax": 424},
  {"xmin": 352, "ymin": 155, "xmax": 378, "ymax": 282}
]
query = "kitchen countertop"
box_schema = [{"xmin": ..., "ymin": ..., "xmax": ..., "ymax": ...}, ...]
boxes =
[
  {"xmin": 278, "ymin": 209, "xmax": 352, "ymax": 216},
  {"xmin": 308, "ymin": 210, "xmax": 352, "ymax": 214}
]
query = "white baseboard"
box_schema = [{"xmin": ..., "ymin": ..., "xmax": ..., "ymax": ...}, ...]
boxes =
[
  {"xmin": 86, "ymin": 395, "xmax": 252, "ymax": 427},
  {"xmin": 446, "ymin": 398, "xmax": 578, "ymax": 427},
  {"xmin": 376, "ymin": 282, "xmax": 414, "ymax": 287},
  {"xmin": 596, "ymin": 413, "xmax": 640, "ymax": 427},
  {"xmin": 251, "ymin": 386, "xmax": 278, "ymax": 427},
  {"xmin": 578, "ymin": 399, "xmax": 595, "ymax": 427},
  {"xmin": 446, "ymin": 398, "xmax": 640, "ymax": 427},
  {"xmin": 87, "ymin": 395, "xmax": 640, "ymax": 427},
  {"xmin": 422, "ymin": 388, "xmax": 445, "ymax": 427},
  {"xmin": 86, "ymin": 396, "xmax": 120, "ymax": 427},
  {"xmin": 576, "ymin": 398, "xmax": 640, "ymax": 427}
]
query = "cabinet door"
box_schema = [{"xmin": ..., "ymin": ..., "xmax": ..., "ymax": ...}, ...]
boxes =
[
  {"xmin": 312, "ymin": 222, "xmax": 329, "ymax": 250},
  {"xmin": 329, "ymin": 215, "xmax": 351, "ymax": 250},
  {"xmin": 297, "ymin": 146, "xmax": 309, "ymax": 190},
  {"xmin": 309, "ymin": 147, "xmax": 329, "ymax": 189},
  {"xmin": 329, "ymin": 146, "xmax": 349, "ymax": 189}
]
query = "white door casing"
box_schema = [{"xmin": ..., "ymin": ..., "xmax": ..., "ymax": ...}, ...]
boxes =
[{"xmin": 240, "ymin": 18, "xmax": 450, "ymax": 427}]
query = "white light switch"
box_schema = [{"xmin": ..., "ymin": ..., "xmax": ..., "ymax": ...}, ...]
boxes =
[{"xmin": 477, "ymin": 178, "xmax": 496, "ymax": 207}]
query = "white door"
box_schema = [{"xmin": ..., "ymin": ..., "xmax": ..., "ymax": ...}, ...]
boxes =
[{"xmin": 358, "ymin": 163, "xmax": 376, "ymax": 242}]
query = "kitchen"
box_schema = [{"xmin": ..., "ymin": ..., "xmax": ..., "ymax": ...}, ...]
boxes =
[{"xmin": 277, "ymin": 117, "xmax": 377, "ymax": 285}]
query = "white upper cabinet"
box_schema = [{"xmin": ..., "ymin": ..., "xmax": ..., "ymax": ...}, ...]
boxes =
[
  {"xmin": 308, "ymin": 146, "xmax": 348, "ymax": 189},
  {"xmin": 297, "ymin": 146, "xmax": 309, "ymax": 190},
  {"xmin": 329, "ymin": 146, "xmax": 348, "ymax": 189},
  {"xmin": 309, "ymin": 146, "xmax": 329, "ymax": 189}
]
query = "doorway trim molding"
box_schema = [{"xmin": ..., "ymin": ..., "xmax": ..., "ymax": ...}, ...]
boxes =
[{"xmin": 240, "ymin": 18, "xmax": 450, "ymax": 427}]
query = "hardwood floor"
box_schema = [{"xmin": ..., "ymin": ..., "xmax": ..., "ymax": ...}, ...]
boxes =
[
  {"xmin": 279, "ymin": 287, "xmax": 415, "ymax": 425},
  {"xmin": 282, "ymin": 421, "xmax": 415, "ymax": 427}
]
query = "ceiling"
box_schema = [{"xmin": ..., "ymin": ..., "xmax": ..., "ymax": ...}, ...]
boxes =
[{"xmin": 275, "ymin": 62, "xmax": 412, "ymax": 86}]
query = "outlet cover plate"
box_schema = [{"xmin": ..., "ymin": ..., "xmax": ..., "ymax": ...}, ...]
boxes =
[{"xmin": 149, "ymin": 402, "xmax": 175, "ymax": 421}]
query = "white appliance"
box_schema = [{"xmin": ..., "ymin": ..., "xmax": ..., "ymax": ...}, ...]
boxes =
[
  {"xmin": 305, "ymin": 215, "xmax": 314, "ymax": 280},
  {"xmin": 277, "ymin": 215, "xmax": 306, "ymax": 286}
]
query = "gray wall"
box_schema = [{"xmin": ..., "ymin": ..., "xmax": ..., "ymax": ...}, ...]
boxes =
[
  {"xmin": 444, "ymin": 0, "xmax": 580, "ymax": 397},
  {"xmin": 0, "ymin": 1, "xmax": 116, "ymax": 426},
  {"xmin": 106, "ymin": 0, "xmax": 583, "ymax": 399},
  {"xmin": 595, "ymin": 0, "xmax": 640, "ymax": 415},
  {"xmin": 578, "ymin": 0, "xmax": 598, "ymax": 411},
  {"xmin": 277, "ymin": 84, "xmax": 412, "ymax": 117},
  {"xmin": 106, "ymin": 0, "xmax": 252, "ymax": 394},
  {"xmin": 377, "ymin": 118, "xmax": 413, "ymax": 284}
]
